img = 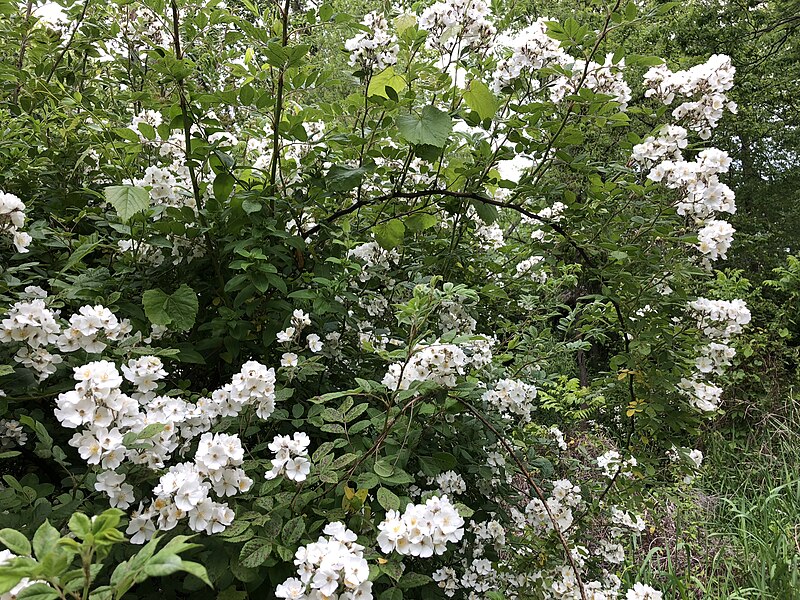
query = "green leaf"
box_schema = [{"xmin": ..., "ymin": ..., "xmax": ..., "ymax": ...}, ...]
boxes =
[
  {"xmin": 113, "ymin": 127, "xmax": 141, "ymax": 143},
  {"xmin": 213, "ymin": 173, "xmax": 235, "ymax": 202},
  {"xmin": 16, "ymin": 583, "xmax": 59, "ymax": 600},
  {"xmin": 0, "ymin": 529, "xmax": 31, "ymax": 555},
  {"xmin": 405, "ymin": 213, "xmax": 438, "ymax": 233},
  {"xmin": 142, "ymin": 284, "xmax": 199, "ymax": 331},
  {"xmin": 104, "ymin": 185, "xmax": 150, "ymax": 222},
  {"xmin": 377, "ymin": 487, "xmax": 400, "ymax": 511},
  {"xmin": 144, "ymin": 553, "xmax": 183, "ymax": 577},
  {"xmin": 326, "ymin": 165, "xmax": 366, "ymax": 192},
  {"xmin": 0, "ymin": 365, "xmax": 13, "ymax": 377},
  {"xmin": 68, "ymin": 514, "xmax": 91, "ymax": 539},
  {"xmin": 372, "ymin": 219, "xmax": 405, "ymax": 250},
  {"xmin": 470, "ymin": 197, "xmax": 499, "ymax": 225},
  {"xmin": 463, "ymin": 80, "xmax": 497, "ymax": 121},
  {"xmin": 373, "ymin": 458, "xmax": 394, "ymax": 478},
  {"xmin": 32, "ymin": 521, "xmax": 59, "ymax": 560},
  {"xmin": 398, "ymin": 572, "xmax": 433, "ymax": 589},
  {"xmin": 396, "ymin": 105, "xmax": 453, "ymax": 148},
  {"xmin": 281, "ymin": 517, "xmax": 305, "ymax": 546},
  {"xmin": 176, "ymin": 560, "xmax": 212, "ymax": 587},
  {"xmin": 239, "ymin": 538, "xmax": 272, "ymax": 568},
  {"xmin": 368, "ymin": 67, "xmax": 406, "ymax": 99}
]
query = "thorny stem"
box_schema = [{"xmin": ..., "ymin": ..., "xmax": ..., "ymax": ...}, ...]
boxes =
[
  {"xmin": 308, "ymin": 188, "xmax": 594, "ymax": 265},
  {"xmin": 13, "ymin": 0, "xmax": 35, "ymax": 103},
  {"xmin": 459, "ymin": 399, "xmax": 589, "ymax": 600},
  {"xmin": 169, "ymin": 0, "xmax": 227, "ymax": 300},
  {"xmin": 268, "ymin": 0, "xmax": 292, "ymax": 207},
  {"xmin": 46, "ymin": 0, "xmax": 92, "ymax": 83}
]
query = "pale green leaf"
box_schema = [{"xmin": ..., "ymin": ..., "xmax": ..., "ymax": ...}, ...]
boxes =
[{"xmin": 104, "ymin": 185, "xmax": 150, "ymax": 222}]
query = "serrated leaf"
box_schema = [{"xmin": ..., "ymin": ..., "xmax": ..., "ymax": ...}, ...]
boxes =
[
  {"xmin": 239, "ymin": 538, "xmax": 272, "ymax": 568},
  {"xmin": 368, "ymin": 67, "xmax": 406, "ymax": 99},
  {"xmin": 398, "ymin": 572, "xmax": 433, "ymax": 589},
  {"xmin": 142, "ymin": 284, "xmax": 198, "ymax": 331},
  {"xmin": 463, "ymin": 80, "xmax": 497, "ymax": 120},
  {"xmin": 372, "ymin": 219, "xmax": 405, "ymax": 250},
  {"xmin": 396, "ymin": 105, "xmax": 453, "ymax": 148},
  {"xmin": 32, "ymin": 521, "xmax": 59, "ymax": 561},
  {"xmin": 0, "ymin": 529, "xmax": 30, "ymax": 555},
  {"xmin": 377, "ymin": 487, "xmax": 400, "ymax": 511},
  {"xmin": 213, "ymin": 173, "xmax": 235, "ymax": 202},
  {"xmin": 17, "ymin": 583, "xmax": 59, "ymax": 600},
  {"xmin": 104, "ymin": 185, "xmax": 150, "ymax": 222},
  {"xmin": 404, "ymin": 213, "xmax": 437, "ymax": 232},
  {"xmin": 281, "ymin": 517, "xmax": 305, "ymax": 546}
]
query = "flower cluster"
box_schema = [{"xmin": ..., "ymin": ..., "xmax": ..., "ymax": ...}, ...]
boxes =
[
  {"xmin": 482, "ymin": 378, "xmax": 538, "ymax": 423},
  {"xmin": 0, "ymin": 190, "xmax": 32, "ymax": 253},
  {"xmin": 689, "ymin": 298, "xmax": 752, "ymax": 339},
  {"xmin": 631, "ymin": 125, "xmax": 688, "ymax": 165},
  {"xmin": 597, "ymin": 450, "xmax": 638, "ymax": 479},
  {"xmin": 418, "ymin": 0, "xmax": 496, "ymax": 53},
  {"xmin": 626, "ymin": 582, "xmax": 663, "ymax": 600},
  {"xmin": 0, "ymin": 419, "xmax": 26, "ymax": 448},
  {"xmin": 347, "ymin": 241, "xmax": 400, "ymax": 282},
  {"xmin": 345, "ymin": 11, "xmax": 399, "ymax": 72},
  {"xmin": 492, "ymin": 19, "xmax": 569, "ymax": 92},
  {"xmin": 265, "ymin": 432, "xmax": 312, "ymax": 482},
  {"xmin": 377, "ymin": 495, "xmax": 466, "ymax": 556},
  {"xmin": 51, "ymin": 358, "xmax": 276, "ymax": 541},
  {"xmin": 550, "ymin": 55, "xmax": 632, "ymax": 110},
  {"xmin": 696, "ymin": 218, "xmax": 735, "ymax": 264},
  {"xmin": 382, "ymin": 337, "xmax": 493, "ymax": 391},
  {"xmin": 433, "ymin": 470, "xmax": 467, "ymax": 495},
  {"xmin": 126, "ymin": 432, "xmax": 251, "ymax": 540},
  {"xmin": 644, "ymin": 54, "xmax": 736, "ymax": 139},
  {"xmin": 57, "ymin": 305, "xmax": 131, "ymax": 353},
  {"xmin": 0, "ymin": 295, "xmax": 132, "ymax": 381},
  {"xmin": 520, "ymin": 479, "xmax": 582, "ymax": 533},
  {"xmin": 275, "ymin": 522, "xmax": 371, "ymax": 600},
  {"xmin": 678, "ymin": 298, "xmax": 750, "ymax": 412}
]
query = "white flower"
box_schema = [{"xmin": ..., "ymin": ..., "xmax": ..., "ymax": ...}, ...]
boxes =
[
  {"xmin": 307, "ymin": 333, "xmax": 323, "ymax": 353},
  {"xmin": 277, "ymin": 327, "xmax": 296, "ymax": 343},
  {"xmin": 281, "ymin": 352, "xmax": 299, "ymax": 368}
]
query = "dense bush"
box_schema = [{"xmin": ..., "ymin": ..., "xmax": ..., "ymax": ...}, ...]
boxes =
[{"xmin": 0, "ymin": 0, "xmax": 766, "ymax": 598}]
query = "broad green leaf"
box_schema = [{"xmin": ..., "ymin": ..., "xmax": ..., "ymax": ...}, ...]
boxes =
[
  {"xmin": 377, "ymin": 487, "xmax": 400, "ymax": 511},
  {"xmin": 396, "ymin": 105, "xmax": 453, "ymax": 148},
  {"xmin": 368, "ymin": 67, "xmax": 406, "ymax": 99},
  {"xmin": 16, "ymin": 583, "xmax": 59, "ymax": 600},
  {"xmin": 142, "ymin": 284, "xmax": 198, "ymax": 331},
  {"xmin": 281, "ymin": 517, "xmax": 305, "ymax": 546},
  {"xmin": 373, "ymin": 458, "xmax": 394, "ymax": 478},
  {"xmin": 176, "ymin": 560, "xmax": 212, "ymax": 586},
  {"xmin": 239, "ymin": 538, "xmax": 272, "ymax": 568},
  {"xmin": 104, "ymin": 185, "xmax": 150, "ymax": 222},
  {"xmin": 32, "ymin": 521, "xmax": 59, "ymax": 561},
  {"xmin": 143, "ymin": 553, "xmax": 183, "ymax": 577},
  {"xmin": 405, "ymin": 213, "xmax": 437, "ymax": 232},
  {"xmin": 394, "ymin": 13, "xmax": 416, "ymax": 33},
  {"xmin": 213, "ymin": 173, "xmax": 235, "ymax": 202},
  {"xmin": 372, "ymin": 219, "xmax": 405, "ymax": 250},
  {"xmin": 463, "ymin": 80, "xmax": 498, "ymax": 120},
  {"xmin": 398, "ymin": 572, "xmax": 433, "ymax": 589},
  {"xmin": 0, "ymin": 529, "xmax": 31, "ymax": 555},
  {"xmin": 68, "ymin": 514, "xmax": 91, "ymax": 539},
  {"xmin": 470, "ymin": 198, "xmax": 499, "ymax": 225},
  {"xmin": 326, "ymin": 165, "xmax": 366, "ymax": 192}
]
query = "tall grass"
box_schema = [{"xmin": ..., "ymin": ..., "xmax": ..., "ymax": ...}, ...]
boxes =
[{"xmin": 632, "ymin": 393, "xmax": 800, "ymax": 598}]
